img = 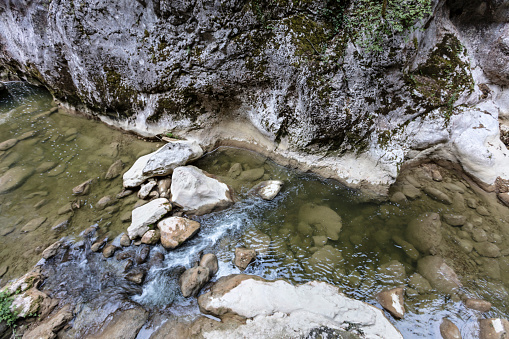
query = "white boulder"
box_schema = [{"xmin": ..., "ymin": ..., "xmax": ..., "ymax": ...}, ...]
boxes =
[
  {"xmin": 170, "ymin": 166, "xmax": 234, "ymax": 215},
  {"xmin": 127, "ymin": 198, "xmax": 171, "ymax": 239},
  {"xmin": 252, "ymin": 180, "xmax": 283, "ymax": 200}
]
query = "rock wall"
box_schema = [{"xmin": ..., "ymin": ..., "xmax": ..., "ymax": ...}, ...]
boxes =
[{"xmin": 1, "ymin": 0, "xmax": 508, "ymax": 195}]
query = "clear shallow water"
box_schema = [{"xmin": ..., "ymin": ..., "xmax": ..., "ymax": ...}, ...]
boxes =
[{"xmin": 1, "ymin": 83, "xmax": 509, "ymax": 338}]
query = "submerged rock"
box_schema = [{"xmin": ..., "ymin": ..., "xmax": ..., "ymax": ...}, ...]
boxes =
[
  {"xmin": 157, "ymin": 217, "xmax": 200, "ymax": 250},
  {"xmin": 405, "ymin": 213, "xmax": 442, "ymax": 255},
  {"xmin": 251, "ymin": 180, "xmax": 283, "ymax": 200},
  {"xmin": 21, "ymin": 217, "xmax": 47, "ymax": 233},
  {"xmin": 440, "ymin": 318, "xmax": 461, "ymax": 339},
  {"xmin": 464, "ymin": 298, "xmax": 492, "ymax": 312},
  {"xmin": 376, "ymin": 287, "xmax": 405, "ymax": 319},
  {"xmin": 127, "ymin": 198, "xmax": 171, "ymax": 239},
  {"xmin": 417, "ymin": 256, "xmax": 462, "ymax": 294},
  {"xmin": 170, "ymin": 166, "xmax": 234, "ymax": 215},
  {"xmin": 42, "ymin": 241, "xmax": 62, "ymax": 259},
  {"xmin": 423, "ymin": 187, "xmax": 452, "ymax": 204},
  {"xmin": 179, "ymin": 266, "xmax": 211, "ymax": 298},
  {"xmin": 198, "ymin": 275, "xmax": 403, "ymax": 338},
  {"xmin": 105, "ymin": 159, "xmax": 124, "ymax": 180},
  {"xmin": 298, "ymin": 203, "xmax": 343, "ymax": 240},
  {"xmin": 0, "ymin": 166, "xmax": 34, "ymax": 194},
  {"xmin": 72, "ymin": 179, "xmax": 93, "ymax": 195}
]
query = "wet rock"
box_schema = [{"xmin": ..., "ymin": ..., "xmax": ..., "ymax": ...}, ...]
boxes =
[
  {"xmin": 18, "ymin": 130, "xmax": 37, "ymax": 140},
  {"xmin": 46, "ymin": 164, "xmax": 66, "ymax": 177},
  {"xmin": 440, "ymin": 318, "xmax": 461, "ymax": 339},
  {"xmin": 91, "ymin": 241, "xmax": 105, "ymax": 252},
  {"xmin": 157, "ymin": 178, "xmax": 172, "ymax": 198},
  {"xmin": 57, "ymin": 203, "xmax": 73, "ymax": 215},
  {"xmin": 238, "ymin": 167, "xmax": 265, "ymax": 182},
  {"xmin": 21, "ymin": 217, "xmax": 47, "ymax": 233},
  {"xmin": 1, "ymin": 225, "xmax": 15, "ymax": 236},
  {"xmin": 228, "ymin": 163, "xmax": 242, "ymax": 178},
  {"xmin": 42, "ymin": 241, "xmax": 62, "ymax": 259},
  {"xmin": 306, "ymin": 245, "xmax": 343, "ymax": 275},
  {"xmin": 313, "ymin": 235, "xmax": 328, "ymax": 247},
  {"xmin": 95, "ymin": 195, "xmax": 114, "ymax": 210},
  {"xmin": 127, "ymin": 198, "xmax": 171, "ymax": 239},
  {"xmin": 464, "ymin": 298, "xmax": 491, "ymax": 312},
  {"xmin": 179, "ymin": 265, "xmax": 210, "ymax": 298},
  {"xmin": 158, "ymin": 217, "xmax": 200, "ymax": 250},
  {"xmin": 498, "ymin": 192, "xmax": 509, "ymax": 207},
  {"xmin": 390, "ymin": 192, "xmax": 407, "ymax": 204},
  {"xmin": 197, "ymin": 275, "xmax": 403, "ymax": 338},
  {"xmin": 22, "ymin": 304, "xmax": 74, "ymax": 339},
  {"xmin": 443, "ymin": 214, "xmax": 467, "ymax": 227},
  {"xmin": 125, "ymin": 269, "xmax": 146, "ymax": 285},
  {"xmin": 138, "ymin": 180, "xmax": 157, "ymax": 199},
  {"xmin": 36, "ymin": 161, "xmax": 58, "ymax": 173},
  {"xmin": 298, "ymin": 203, "xmax": 342, "ymax": 240},
  {"xmin": 171, "ymin": 166, "xmax": 234, "ymax": 215},
  {"xmin": 476, "ymin": 206, "xmax": 490, "ymax": 216},
  {"xmin": 141, "ymin": 229, "xmax": 160, "ymax": 245},
  {"xmin": 479, "ymin": 318, "xmax": 509, "ymax": 339},
  {"xmin": 472, "ymin": 228, "xmax": 488, "ymax": 242},
  {"xmin": 136, "ymin": 246, "xmax": 150, "ymax": 265},
  {"xmin": 105, "ymin": 159, "xmax": 124, "ymax": 180},
  {"xmin": 251, "ymin": 180, "xmax": 283, "ymax": 200},
  {"xmin": 408, "ymin": 273, "xmax": 432, "ymax": 294},
  {"xmin": 0, "ymin": 265, "xmax": 8, "ymax": 278},
  {"xmin": 89, "ymin": 306, "xmax": 148, "ymax": 338},
  {"xmin": 405, "ymin": 213, "xmax": 442, "ymax": 255},
  {"xmin": 116, "ymin": 251, "xmax": 131, "ymax": 261},
  {"xmin": 0, "ymin": 166, "xmax": 34, "ymax": 193},
  {"xmin": 234, "ymin": 248, "xmax": 256, "ymax": 270},
  {"xmin": 376, "ymin": 287, "xmax": 405, "ymax": 319},
  {"xmin": 423, "ymin": 187, "xmax": 452, "ymax": 204},
  {"xmin": 200, "ymin": 253, "xmax": 219, "ymax": 279},
  {"xmin": 123, "ymin": 259, "xmax": 134, "ymax": 272},
  {"xmin": 431, "ymin": 169, "xmax": 443, "ymax": 182},
  {"xmin": 402, "ymin": 184, "xmax": 421, "ymax": 200},
  {"xmin": 120, "ymin": 234, "xmax": 131, "ymax": 247},
  {"xmin": 149, "ymin": 251, "xmax": 165, "ymax": 267},
  {"xmin": 120, "ymin": 211, "xmax": 132, "ymax": 223},
  {"xmin": 123, "ymin": 140, "xmax": 203, "ymax": 188},
  {"xmin": 51, "ymin": 217, "xmax": 70, "ymax": 231},
  {"xmin": 474, "ymin": 242, "xmax": 501, "ymax": 257},
  {"xmin": 377, "ymin": 260, "xmax": 406, "ymax": 285},
  {"xmin": 0, "ymin": 138, "xmax": 17, "ymax": 151},
  {"xmin": 102, "ymin": 244, "xmax": 118, "ymax": 258},
  {"xmin": 243, "ymin": 229, "xmax": 271, "ymax": 256},
  {"xmin": 117, "ymin": 189, "xmax": 133, "ymax": 199},
  {"xmin": 455, "ymin": 238, "xmax": 473, "ymax": 253},
  {"xmin": 9, "ymin": 288, "xmax": 50, "ymax": 318},
  {"xmin": 417, "ymin": 256, "xmax": 462, "ymax": 294},
  {"xmin": 392, "ymin": 235, "xmax": 420, "ymax": 260}
]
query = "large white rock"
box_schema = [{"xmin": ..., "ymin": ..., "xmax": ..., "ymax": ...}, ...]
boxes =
[
  {"xmin": 123, "ymin": 140, "xmax": 203, "ymax": 188},
  {"xmin": 127, "ymin": 198, "xmax": 171, "ymax": 239},
  {"xmin": 198, "ymin": 275, "xmax": 403, "ymax": 339},
  {"xmin": 170, "ymin": 166, "xmax": 234, "ymax": 215}
]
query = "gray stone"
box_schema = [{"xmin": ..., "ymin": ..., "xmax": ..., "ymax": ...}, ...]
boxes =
[
  {"xmin": 423, "ymin": 187, "xmax": 452, "ymax": 204},
  {"xmin": 105, "ymin": 159, "xmax": 124, "ymax": 180},
  {"xmin": 127, "ymin": 198, "xmax": 171, "ymax": 239},
  {"xmin": 157, "ymin": 217, "xmax": 200, "ymax": 250},
  {"xmin": 88, "ymin": 306, "xmax": 148, "ymax": 339},
  {"xmin": 0, "ymin": 166, "xmax": 34, "ymax": 193},
  {"xmin": 22, "ymin": 304, "xmax": 74, "ymax": 339},
  {"xmin": 234, "ymin": 248, "xmax": 256, "ymax": 270},
  {"xmin": 179, "ymin": 265, "xmax": 210, "ymax": 297},
  {"xmin": 376, "ymin": 287, "xmax": 405, "ymax": 319},
  {"xmin": 440, "ymin": 318, "xmax": 461, "ymax": 339},
  {"xmin": 238, "ymin": 167, "xmax": 265, "ymax": 182},
  {"xmin": 171, "ymin": 166, "xmax": 234, "ymax": 215},
  {"xmin": 443, "ymin": 214, "xmax": 467, "ymax": 227},
  {"xmin": 405, "ymin": 213, "xmax": 442, "ymax": 255},
  {"xmin": 138, "ymin": 180, "xmax": 157, "ymax": 199}
]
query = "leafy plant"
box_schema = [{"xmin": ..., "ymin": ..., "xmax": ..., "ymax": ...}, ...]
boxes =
[{"xmin": 0, "ymin": 290, "xmax": 18, "ymax": 328}]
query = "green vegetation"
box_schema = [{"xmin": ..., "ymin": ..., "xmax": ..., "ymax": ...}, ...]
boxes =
[{"xmin": 0, "ymin": 290, "xmax": 17, "ymax": 328}]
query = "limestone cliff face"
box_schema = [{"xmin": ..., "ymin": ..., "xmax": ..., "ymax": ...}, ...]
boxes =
[{"xmin": 0, "ymin": 0, "xmax": 508, "ymax": 194}]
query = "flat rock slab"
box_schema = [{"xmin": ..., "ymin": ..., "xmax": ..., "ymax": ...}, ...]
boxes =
[
  {"xmin": 22, "ymin": 304, "xmax": 74, "ymax": 339},
  {"xmin": 158, "ymin": 217, "xmax": 200, "ymax": 249},
  {"xmin": 0, "ymin": 138, "xmax": 17, "ymax": 151},
  {"xmin": 127, "ymin": 198, "xmax": 171, "ymax": 239},
  {"xmin": 88, "ymin": 306, "xmax": 148, "ymax": 339},
  {"xmin": 123, "ymin": 140, "xmax": 203, "ymax": 188},
  {"xmin": 0, "ymin": 166, "xmax": 35, "ymax": 194},
  {"xmin": 198, "ymin": 275, "xmax": 403, "ymax": 339},
  {"xmin": 171, "ymin": 166, "xmax": 234, "ymax": 215}
]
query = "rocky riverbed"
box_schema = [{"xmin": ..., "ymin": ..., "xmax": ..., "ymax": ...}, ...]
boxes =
[{"xmin": 1, "ymin": 83, "xmax": 509, "ymax": 338}]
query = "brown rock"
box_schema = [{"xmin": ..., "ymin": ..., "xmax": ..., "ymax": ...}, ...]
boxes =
[
  {"xmin": 125, "ymin": 269, "xmax": 146, "ymax": 285},
  {"xmin": 465, "ymin": 298, "xmax": 491, "ymax": 312},
  {"xmin": 157, "ymin": 217, "xmax": 201, "ymax": 250},
  {"xmin": 136, "ymin": 245, "xmax": 150, "ymax": 264},
  {"xmin": 179, "ymin": 266, "xmax": 210, "ymax": 298},
  {"xmin": 116, "ymin": 251, "xmax": 131, "ymax": 261},
  {"xmin": 105, "ymin": 160, "xmax": 124, "ymax": 180},
  {"xmin": 440, "ymin": 318, "xmax": 461, "ymax": 339},
  {"xmin": 96, "ymin": 195, "xmax": 114, "ymax": 210},
  {"xmin": 423, "ymin": 187, "xmax": 452, "ymax": 204},
  {"xmin": 88, "ymin": 306, "xmax": 148, "ymax": 339},
  {"xmin": 479, "ymin": 318, "xmax": 509, "ymax": 339},
  {"xmin": 102, "ymin": 244, "xmax": 118, "ymax": 258},
  {"xmin": 234, "ymin": 248, "xmax": 256, "ymax": 270},
  {"xmin": 200, "ymin": 253, "xmax": 219, "ymax": 279},
  {"xmin": 417, "ymin": 256, "xmax": 462, "ymax": 294},
  {"xmin": 72, "ymin": 179, "xmax": 92, "ymax": 195},
  {"xmin": 42, "ymin": 241, "xmax": 62, "ymax": 259},
  {"xmin": 157, "ymin": 178, "xmax": 172, "ymax": 198},
  {"xmin": 124, "ymin": 259, "xmax": 134, "ymax": 272},
  {"xmin": 443, "ymin": 214, "xmax": 467, "ymax": 227},
  {"xmin": 498, "ymin": 192, "xmax": 509, "ymax": 207},
  {"xmin": 474, "ymin": 242, "xmax": 501, "ymax": 258},
  {"xmin": 0, "ymin": 138, "xmax": 17, "ymax": 151},
  {"xmin": 376, "ymin": 287, "xmax": 405, "ymax": 319},
  {"xmin": 120, "ymin": 234, "xmax": 131, "ymax": 247},
  {"xmin": 22, "ymin": 304, "xmax": 74, "ymax": 339},
  {"xmin": 141, "ymin": 229, "xmax": 160, "ymax": 245},
  {"xmin": 91, "ymin": 241, "xmax": 104, "ymax": 252}
]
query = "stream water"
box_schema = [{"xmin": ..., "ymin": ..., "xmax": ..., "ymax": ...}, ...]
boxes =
[{"xmin": 1, "ymin": 83, "xmax": 509, "ymax": 338}]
